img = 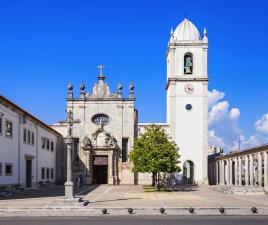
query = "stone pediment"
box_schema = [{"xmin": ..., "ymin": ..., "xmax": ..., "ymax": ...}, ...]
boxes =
[{"xmin": 86, "ymin": 82, "xmax": 118, "ymax": 99}]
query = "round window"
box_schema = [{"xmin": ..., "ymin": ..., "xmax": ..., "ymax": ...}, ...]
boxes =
[
  {"xmin": 185, "ymin": 104, "xmax": 192, "ymax": 111},
  {"xmin": 91, "ymin": 114, "xmax": 110, "ymax": 126}
]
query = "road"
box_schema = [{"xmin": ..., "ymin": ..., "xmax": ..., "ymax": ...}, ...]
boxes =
[{"xmin": 0, "ymin": 216, "xmax": 267, "ymax": 225}]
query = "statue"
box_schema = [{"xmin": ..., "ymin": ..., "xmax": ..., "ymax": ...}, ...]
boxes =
[
  {"xmin": 184, "ymin": 55, "xmax": 193, "ymax": 74},
  {"xmin": 82, "ymin": 136, "xmax": 92, "ymax": 150}
]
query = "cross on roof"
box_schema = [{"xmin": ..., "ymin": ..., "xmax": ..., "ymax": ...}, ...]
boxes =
[{"xmin": 97, "ymin": 64, "xmax": 105, "ymax": 76}]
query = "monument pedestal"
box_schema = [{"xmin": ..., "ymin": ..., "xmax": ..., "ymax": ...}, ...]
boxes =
[{"xmin": 64, "ymin": 181, "xmax": 74, "ymax": 199}]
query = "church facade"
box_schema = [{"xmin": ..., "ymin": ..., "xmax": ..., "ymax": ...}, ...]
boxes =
[
  {"xmin": 52, "ymin": 68, "xmax": 138, "ymax": 185},
  {"xmin": 52, "ymin": 18, "xmax": 209, "ymax": 185}
]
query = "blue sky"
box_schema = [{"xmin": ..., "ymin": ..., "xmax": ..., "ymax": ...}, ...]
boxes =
[{"xmin": 0, "ymin": 0, "xmax": 268, "ymax": 149}]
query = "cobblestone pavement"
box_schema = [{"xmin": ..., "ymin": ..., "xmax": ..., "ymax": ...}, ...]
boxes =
[{"xmin": 84, "ymin": 185, "xmax": 268, "ymax": 208}]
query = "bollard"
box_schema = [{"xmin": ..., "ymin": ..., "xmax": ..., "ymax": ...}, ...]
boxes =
[
  {"xmin": 251, "ymin": 207, "xmax": 257, "ymax": 214},
  {"xmin": 219, "ymin": 207, "xmax": 225, "ymax": 214},
  {"xmin": 128, "ymin": 208, "xmax": 134, "ymax": 214},
  {"xmin": 160, "ymin": 208, "xmax": 165, "ymax": 214},
  {"xmin": 102, "ymin": 208, "xmax": 108, "ymax": 214},
  {"xmin": 189, "ymin": 207, "xmax": 195, "ymax": 214},
  {"xmin": 83, "ymin": 201, "xmax": 89, "ymax": 206}
]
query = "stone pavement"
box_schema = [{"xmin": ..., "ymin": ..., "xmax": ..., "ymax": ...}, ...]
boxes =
[
  {"xmin": 1, "ymin": 184, "xmax": 268, "ymax": 217},
  {"xmin": 84, "ymin": 185, "xmax": 268, "ymax": 208}
]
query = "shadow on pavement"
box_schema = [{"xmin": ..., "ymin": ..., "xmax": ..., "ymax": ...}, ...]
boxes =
[{"xmin": 0, "ymin": 185, "xmax": 100, "ymax": 201}]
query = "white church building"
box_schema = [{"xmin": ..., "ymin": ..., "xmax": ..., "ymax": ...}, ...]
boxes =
[{"xmin": 52, "ymin": 18, "xmax": 209, "ymax": 185}]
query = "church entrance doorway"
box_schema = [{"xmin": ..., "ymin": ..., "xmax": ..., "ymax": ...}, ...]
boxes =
[
  {"xmin": 93, "ymin": 155, "xmax": 108, "ymax": 184},
  {"xmin": 183, "ymin": 160, "xmax": 194, "ymax": 184}
]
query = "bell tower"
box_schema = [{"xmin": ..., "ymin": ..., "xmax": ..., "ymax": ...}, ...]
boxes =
[{"xmin": 166, "ymin": 18, "xmax": 208, "ymax": 184}]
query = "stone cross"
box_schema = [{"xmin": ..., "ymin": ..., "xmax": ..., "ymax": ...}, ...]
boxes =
[
  {"xmin": 97, "ymin": 64, "xmax": 105, "ymax": 76},
  {"xmin": 64, "ymin": 109, "xmax": 80, "ymax": 199}
]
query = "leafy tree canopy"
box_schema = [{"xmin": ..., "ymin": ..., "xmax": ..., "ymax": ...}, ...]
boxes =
[{"xmin": 129, "ymin": 124, "xmax": 181, "ymax": 174}]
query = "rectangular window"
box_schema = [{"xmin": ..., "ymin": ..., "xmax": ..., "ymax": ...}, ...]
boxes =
[
  {"xmin": 46, "ymin": 168, "xmax": 50, "ymax": 179},
  {"xmin": 41, "ymin": 137, "xmax": 45, "ymax": 149},
  {"xmin": 51, "ymin": 141, "xmax": 54, "ymax": 152},
  {"xmin": 41, "ymin": 168, "xmax": 45, "ymax": 179},
  {"xmin": 122, "ymin": 138, "xmax": 129, "ymax": 162},
  {"xmin": 5, "ymin": 163, "xmax": 13, "ymax": 176},
  {"xmin": 5, "ymin": 120, "xmax": 13, "ymax": 138},
  {"xmin": 0, "ymin": 163, "xmax": 2, "ymax": 176},
  {"xmin": 46, "ymin": 139, "xmax": 50, "ymax": 150},
  {"xmin": 50, "ymin": 168, "xmax": 54, "ymax": 179},
  {"xmin": 27, "ymin": 130, "xmax": 31, "ymax": 144},
  {"xmin": 32, "ymin": 132, "xmax": 34, "ymax": 145},
  {"xmin": 0, "ymin": 117, "xmax": 2, "ymax": 135},
  {"xmin": 23, "ymin": 128, "xmax": 27, "ymax": 143}
]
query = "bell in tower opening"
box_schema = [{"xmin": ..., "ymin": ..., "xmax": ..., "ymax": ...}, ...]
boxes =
[{"xmin": 184, "ymin": 53, "xmax": 193, "ymax": 74}]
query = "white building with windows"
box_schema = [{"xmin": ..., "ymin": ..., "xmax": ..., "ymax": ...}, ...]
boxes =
[{"xmin": 0, "ymin": 95, "xmax": 63, "ymax": 189}]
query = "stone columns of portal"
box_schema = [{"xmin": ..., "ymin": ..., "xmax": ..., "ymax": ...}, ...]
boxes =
[
  {"xmin": 245, "ymin": 155, "xmax": 249, "ymax": 186},
  {"xmin": 258, "ymin": 152, "xmax": 262, "ymax": 187},
  {"xmin": 264, "ymin": 151, "xmax": 268, "ymax": 188},
  {"xmin": 249, "ymin": 154, "xmax": 254, "ymax": 186},
  {"xmin": 235, "ymin": 157, "xmax": 238, "ymax": 185},
  {"xmin": 238, "ymin": 157, "xmax": 242, "ymax": 186}
]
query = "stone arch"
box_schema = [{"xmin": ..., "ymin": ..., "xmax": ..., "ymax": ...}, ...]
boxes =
[{"xmin": 183, "ymin": 160, "xmax": 194, "ymax": 184}]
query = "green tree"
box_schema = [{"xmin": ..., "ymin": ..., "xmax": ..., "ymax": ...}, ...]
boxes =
[{"xmin": 129, "ymin": 124, "xmax": 180, "ymax": 187}]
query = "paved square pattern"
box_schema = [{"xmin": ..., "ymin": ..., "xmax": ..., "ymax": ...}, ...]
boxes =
[{"xmin": 84, "ymin": 185, "xmax": 268, "ymax": 208}]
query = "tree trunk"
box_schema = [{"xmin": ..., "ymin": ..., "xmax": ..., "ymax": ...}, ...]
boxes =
[{"xmin": 152, "ymin": 172, "xmax": 156, "ymax": 187}]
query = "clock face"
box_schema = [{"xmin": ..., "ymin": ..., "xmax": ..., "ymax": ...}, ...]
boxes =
[
  {"xmin": 91, "ymin": 114, "xmax": 110, "ymax": 126},
  {"xmin": 184, "ymin": 83, "xmax": 194, "ymax": 94}
]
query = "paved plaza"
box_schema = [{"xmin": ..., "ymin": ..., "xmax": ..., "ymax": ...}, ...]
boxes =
[
  {"xmin": 0, "ymin": 185, "xmax": 268, "ymax": 217},
  {"xmin": 84, "ymin": 185, "xmax": 268, "ymax": 208},
  {"xmin": 0, "ymin": 184, "xmax": 268, "ymax": 209}
]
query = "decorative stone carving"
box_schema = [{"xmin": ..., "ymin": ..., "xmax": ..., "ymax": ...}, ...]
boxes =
[
  {"xmin": 129, "ymin": 81, "xmax": 134, "ymax": 98},
  {"xmin": 82, "ymin": 136, "xmax": 92, "ymax": 150},
  {"xmin": 92, "ymin": 128, "xmax": 118, "ymax": 149},
  {"xmin": 117, "ymin": 82, "xmax": 123, "ymax": 98}
]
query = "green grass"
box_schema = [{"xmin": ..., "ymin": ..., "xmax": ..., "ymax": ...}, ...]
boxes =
[{"xmin": 142, "ymin": 185, "xmax": 170, "ymax": 192}]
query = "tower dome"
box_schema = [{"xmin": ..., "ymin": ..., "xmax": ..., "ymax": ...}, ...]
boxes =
[{"xmin": 172, "ymin": 18, "xmax": 200, "ymax": 41}]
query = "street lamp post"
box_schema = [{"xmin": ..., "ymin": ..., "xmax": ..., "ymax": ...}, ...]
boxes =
[{"xmin": 64, "ymin": 109, "xmax": 80, "ymax": 199}]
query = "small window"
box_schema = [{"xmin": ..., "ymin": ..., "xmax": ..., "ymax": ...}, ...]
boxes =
[
  {"xmin": 5, "ymin": 120, "xmax": 13, "ymax": 138},
  {"xmin": 41, "ymin": 168, "xmax": 45, "ymax": 179},
  {"xmin": 46, "ymin": 168, "xmax": 50, "ymax": 179},
  {"xmin": 0, "ymin": 163, "xmax": 2, "ymax": 176},
  {"xmin": 51, "ymin": 141, "xmax": 54, "ymax": 152},
  {"xmin": 46, "ymin": 139, "xmax": 50, "ymax": 150},
  {"xmin": 0, "ymin": 117, "xmax": 2, "ymax": 135},
  {"xmin": 122, "ymin": 138, "xmax": 129, "ymax": 162},
  {"xmin": 50, "ymin": 168, "xmax": 54, "ymax": 179},
  {"xmin": 27, "ymin": 130, "xmax": 31, "ymax": 144},
  {"xmin": 32, "ymin": 132, "xmax": 35, "ymax": 145},
  {"xmin": 41, "ymin": 137, "xmax": 46, "ymax": 149},
  {"xmin": 5, "ymin": 163, "xmax": 13, "ymax": 176},
  {"xmin": 23, "ymin": 128, "xmax": 27, "ymax": 143},
  {"xmin": 184, "ymin": 53, "xmax": 193, "ymax": 74}
]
